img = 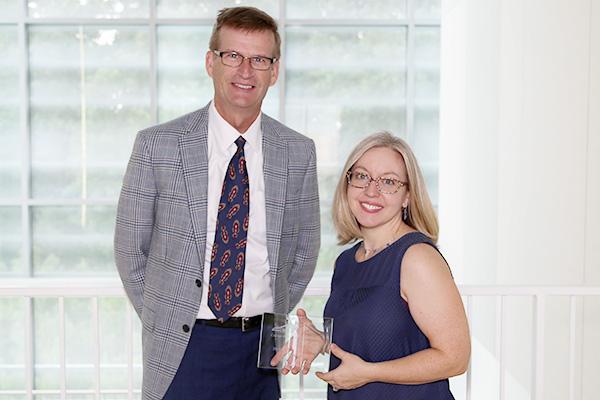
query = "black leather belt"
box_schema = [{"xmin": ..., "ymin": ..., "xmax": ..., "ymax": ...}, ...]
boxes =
[{"xmin": 196, "ymin": 315, "xmax": 262, "ymax": 332}]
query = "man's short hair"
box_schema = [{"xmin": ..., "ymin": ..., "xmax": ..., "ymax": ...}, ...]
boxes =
[{"xmin": 209, "ymin": 6, "xmax": 281, "ymax": 59}]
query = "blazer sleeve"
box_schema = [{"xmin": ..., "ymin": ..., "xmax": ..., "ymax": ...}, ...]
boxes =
[
  {"xmin": 114, "ymin": 132, "xmax": 157, "ymax": 319},
  {"xmin": 287, "ymin": 141, "xmax": 320, "ymax": 310}
]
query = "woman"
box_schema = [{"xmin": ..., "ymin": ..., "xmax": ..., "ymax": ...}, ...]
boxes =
[{"xmin": 314, "ymin": 132, "xmax": 470, "ymax": 398}]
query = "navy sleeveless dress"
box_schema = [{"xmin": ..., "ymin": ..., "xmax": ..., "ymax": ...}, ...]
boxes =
[{"xmin": 323, "ymin": 232, "xmax": 455, "ymax": 399}]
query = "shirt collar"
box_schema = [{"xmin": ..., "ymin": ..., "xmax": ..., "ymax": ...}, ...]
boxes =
[{"xmin": 209, "ymin": 101, "xmax": 262, "ymax": 153}]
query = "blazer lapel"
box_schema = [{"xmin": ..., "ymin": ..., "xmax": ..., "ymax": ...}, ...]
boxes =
[
  {"xmin": 179, "ymin": 105, "xmax": 210, "ymax": 274},
  {"xmin": 262, "ymin": 116, "xmax": 288, "ymax": 281}
]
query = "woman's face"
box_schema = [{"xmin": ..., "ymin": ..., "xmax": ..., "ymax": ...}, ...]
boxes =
[{"xmin": 347, "ymin": 147, "xmax": 410, "ymax": 233}]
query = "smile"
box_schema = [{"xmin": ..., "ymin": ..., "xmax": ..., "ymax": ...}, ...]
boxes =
[
  {"xmin": 233, "ymin": 83, "xmax": 255, "ymax": 90},
  {"xmin": 361, "ymin": 202, "xmax": 382, "ymax": 212}
]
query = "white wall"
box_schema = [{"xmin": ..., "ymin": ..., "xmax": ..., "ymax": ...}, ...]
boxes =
[
  {"xmin": 439, "ymin": 0, "xmax": 599, "ymax": 398},
  {"xmin": 440, "ymin": 0, "xmax": 599, "ymax": 286}
]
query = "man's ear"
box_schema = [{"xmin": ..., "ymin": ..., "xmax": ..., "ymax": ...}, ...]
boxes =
[
  {"xmin": 205, "ymin": 50, "xmax": 214, "ymax": 78},
  {"xmin": 269, "ymin": 60, "xmax": 280, "ymax": 87}
]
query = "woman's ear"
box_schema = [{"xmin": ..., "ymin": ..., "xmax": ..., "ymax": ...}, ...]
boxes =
[{"xmin": 402, "ymin": 194, "xmax": 410, "ymax": 209}]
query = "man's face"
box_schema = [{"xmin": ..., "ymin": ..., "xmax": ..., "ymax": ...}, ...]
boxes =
[{"xmin": 206, "ymin": 26, "xmax": 279, "ymax": 120}]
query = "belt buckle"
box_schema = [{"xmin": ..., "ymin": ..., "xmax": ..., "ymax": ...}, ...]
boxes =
[{"xmin": 241, "ymin": 317, "xmax": 249, "ymax": 332}]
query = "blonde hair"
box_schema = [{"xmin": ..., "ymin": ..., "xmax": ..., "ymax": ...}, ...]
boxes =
[
  {"xmin": 332, "ymin": 131, "xmax": 439, "ymax": 244},
  {"xmin": 209, "ymin": 7, "xmax": 281, "ymax": 59}
]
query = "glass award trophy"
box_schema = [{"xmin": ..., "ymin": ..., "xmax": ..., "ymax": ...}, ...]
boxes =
[{"xmin": 257, "ymin": 312, "xmax": 333, "ymax": 373}]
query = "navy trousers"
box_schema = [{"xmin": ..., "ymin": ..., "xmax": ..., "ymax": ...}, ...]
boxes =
[{"xmin": 163, "ymin": 320, "xmax": 280, "ymax": 400}]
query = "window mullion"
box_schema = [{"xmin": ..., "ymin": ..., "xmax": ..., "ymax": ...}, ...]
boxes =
[
  {"xmin": 406, "ymin": 0, "xmax": 416, "ymax": 143},
  {"xmin": 150, "ymin": 0, "xmax": 158, "ymax": 125},
  {"xmin": 19, "ymin": 0, "xmax": 32, "ymax": 278},
  {"xmin": 278, "ymin": 0, "xmax": 287, "ymax": 123}
]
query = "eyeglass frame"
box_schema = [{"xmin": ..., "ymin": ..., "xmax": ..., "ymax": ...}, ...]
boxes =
[
  {"xmin": 212, "ymin": 49, "xmax": 278, "ymax": 71},
  {"xmin": 346, "ymin": 170, "xmax": 408, "ymax": 194}
]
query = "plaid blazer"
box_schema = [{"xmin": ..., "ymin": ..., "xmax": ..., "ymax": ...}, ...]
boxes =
[{"xmin": 114, "ymin": 104, "xmax": 320, "ymax": 400}]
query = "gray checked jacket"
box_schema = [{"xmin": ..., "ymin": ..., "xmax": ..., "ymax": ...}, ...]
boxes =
[{"xmin": 114, "ymin": 104, "xmax": 320, "ymax": 400}]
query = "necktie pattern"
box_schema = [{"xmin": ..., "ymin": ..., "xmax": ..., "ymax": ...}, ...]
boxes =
[{"xmin": 208, "ymin": 136, "xmax": 249, "ymax": 322}]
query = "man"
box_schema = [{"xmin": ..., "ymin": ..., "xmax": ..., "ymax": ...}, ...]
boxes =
[{"xmin": 114, "ymin": 7, "xmax": 320, "ymax": 400}]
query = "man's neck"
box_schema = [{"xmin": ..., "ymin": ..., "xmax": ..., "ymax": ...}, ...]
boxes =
[{"xmin": 213, "ymin": 101, "xmax": 260, "ymax": 133}]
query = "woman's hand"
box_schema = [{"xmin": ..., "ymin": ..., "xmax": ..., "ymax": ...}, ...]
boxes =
[{"xmin": 316, "ymin": 344, "xmax": 372, "ymax": 391}]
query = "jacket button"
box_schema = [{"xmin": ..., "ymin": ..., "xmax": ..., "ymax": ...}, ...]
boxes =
[
  {"xmin": 195, "ymin": 279, "xmax": 202, "ymax": 288},
  {"xmin": 182, "ymin": 324, "xmax": 190, "ymax": 333}
]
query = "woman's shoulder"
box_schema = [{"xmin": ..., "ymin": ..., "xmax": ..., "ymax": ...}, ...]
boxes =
[
  {"xmin": 400, "ymin": 237, "xmax": 451, "ymax": 280},
  {"xmin": 393, "ymin": 231, "xmax": 449, "ymax": 273},
  {"xmin": 397, "ymin": 231, "xmax": 436, "ymax": 248}
]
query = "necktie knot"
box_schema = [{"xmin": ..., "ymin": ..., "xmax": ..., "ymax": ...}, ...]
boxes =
[{"xmin": 235, "ymin": 136, "xmax": 246, "ymax": 150}]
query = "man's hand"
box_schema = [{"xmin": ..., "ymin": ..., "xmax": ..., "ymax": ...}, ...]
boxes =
[{"xmin": 270, "ymin": 308, "xmax": 326, "ymax": 375}]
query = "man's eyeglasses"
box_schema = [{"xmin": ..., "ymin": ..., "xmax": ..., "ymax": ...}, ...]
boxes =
[
  {"xmin": 346, "ymin": 170, "xmax": 408, "ymax": 194},
  {"xmin": 212, "ymin": 50, "xmax": 277, "ymax": 71}
]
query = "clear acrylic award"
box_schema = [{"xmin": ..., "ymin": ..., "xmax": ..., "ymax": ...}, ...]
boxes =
[{"xmin": 257, "ymin": 312, "xmax": 333, "ymax": 373}]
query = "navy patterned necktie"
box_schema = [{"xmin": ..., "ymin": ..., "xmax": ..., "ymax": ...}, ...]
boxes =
[{"xmin": 208, "ymin": 136, "xmax": 250, "ymax": 322}]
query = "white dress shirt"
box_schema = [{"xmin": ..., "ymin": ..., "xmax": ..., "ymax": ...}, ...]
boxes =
[{"xmin": 197, "ymin": 101, "xmax": 273, "ymax": 319}]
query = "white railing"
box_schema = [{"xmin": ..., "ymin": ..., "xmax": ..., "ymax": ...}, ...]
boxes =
[{"xmin": 1, "ymin": 279, "xmax": 599, "ymax": 400}]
